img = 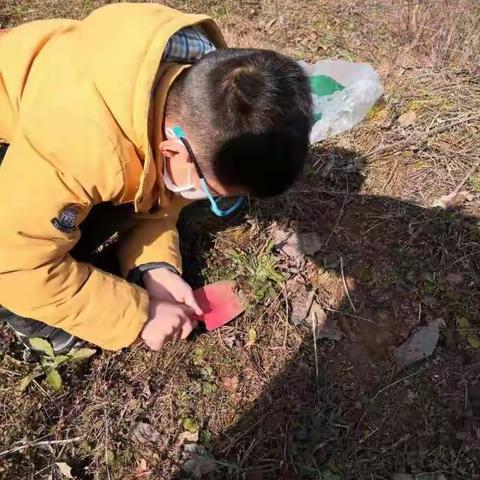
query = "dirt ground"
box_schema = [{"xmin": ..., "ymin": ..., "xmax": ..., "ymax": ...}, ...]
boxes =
[{"xmin": 1, "ymin": 1, "xmax": 480, "ymax": 479}]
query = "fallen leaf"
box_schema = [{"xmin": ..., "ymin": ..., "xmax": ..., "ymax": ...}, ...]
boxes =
[
  {"xmin": 45, "ymin": 369, "xmax": 62, "ymax": 391},
  {"xmin": 55, "ymin": 462, "xmax": 74, "ymax": 479},
  {"xmin": 392, "ymin": 320, "xmax": 442, "ymax": 367},
  {"xmin": 18, "ymin": 374, "xmax": 34, "ymax": 393},
  {"xmin": 131, "ymin": 422, "xmax": 161, "ymax": 444},
  {"xmin": 248, "ymin": 328, "xmax": 257, "ymax": 343},
  {"xmin": 397, "ymin": 110, "xmax": 417, "ymax": 127},
  {"xmin": 134, "ymin": 458, "xmax": 150, "ymax": 478},
  {"xmin": 221, "ymin": 376, "xmax": 239, "ymax": 393},
  {"xmin": 29, "ymin": 338, "xmax": 54, "ymax": 357},
  {"xmin": 183, "ymin": 418, "xmax": 199, "ymax": 434},
  {"xmin": 433, "ymin": 190, "xmax": 473, "ymax": 209}
]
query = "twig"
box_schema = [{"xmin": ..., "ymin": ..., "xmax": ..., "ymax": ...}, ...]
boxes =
[
  {"xmin": 445, "ymin": 154, "xmax": 480, "ymax": 197},
  {"xmin": 322, "ymin": 306, "xmax": 375, "ymax": 324},
  {"xmin": 318, "ymin": 250, "xmax": 356, "ymax": 312},
  {"xmin": 374, "ymin": 368, "xmax": 423, "ymax": 399},
  {"xmin": 0, "ymin": 436, "xmax": 83, "ymax": 458},
  {"xmin": 325, "ymin": 179, "xmax": 349, "ymax": 247},
  {"xmin": 381, "ymin": 159, "xmax": 399, "ymax": 193},
  {"xmin": 368, "ymin": 112, "xmax": 480, "ymax": 158},
  {"xmin": 311, "ymin": 307, "xmax": 319, "ymax": 380}
]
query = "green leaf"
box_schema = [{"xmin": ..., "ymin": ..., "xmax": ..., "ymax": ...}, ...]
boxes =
[
  {"xmin": 248, "ymin": 328, "xmax": 257, "ymax": 344},
  {"xmin": 18, "ymin": 374, "xmax": 34, "ymax": 392},
  {"xmin": 182, "ymin": 417, "xmax": 199, "ymax": 433},
  {"xmin": 200, "ymin": 366, "xmax": 213, "ymax": 379},
  {"xmin": 200, "ymin": 429, "xmax": 212, "ymax": 444},
  {"xmin": 201, "ymin": 382, "xmax": 217, "ymax": 398},
  {"xmin": 52, "ymin": 355, "xmax": 70, "ymax": 368},
  {"xmin": 29, "ymin": 338, "xmax": 54, "ymax": 357},
  {"xmin": 68, "ymin": 348, "xmax": 97, "ymax": 362},
  {"xmin": 467, "ymin": 334, "xmax": 480, "ymax": 349},
  {"xmin": 192, "ymin": 347, "xmax": 205, "ymax": 366},
  {"xmin": 105, "ymin": 449, "xmax": 115, "ymax": 465},
  {"xmin": 45, "ymin": 369, "xmax": 62, "ymax": 391}
]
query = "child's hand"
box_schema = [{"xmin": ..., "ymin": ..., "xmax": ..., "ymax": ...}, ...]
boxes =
[
  {"xmin": 141, "ymin": 299, "xmax": 198, "ymax": 351},
  {"xmin": 143, "ymin": 268, "xmax": 203, "ymax": 316}
]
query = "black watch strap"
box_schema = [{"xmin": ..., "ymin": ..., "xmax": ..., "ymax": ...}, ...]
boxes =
[{"xmin": 127, "ymin": 262, "xmax": 179, "ymax": 288}]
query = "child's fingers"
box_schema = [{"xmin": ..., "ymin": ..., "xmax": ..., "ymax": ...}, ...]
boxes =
[
  {"xmin": 179, "ymin": 316, "xmax": 197, "ymax": 340},
  {"xmin": 183, "ymin": 290, "xmax": 203, "ymax": 316}
]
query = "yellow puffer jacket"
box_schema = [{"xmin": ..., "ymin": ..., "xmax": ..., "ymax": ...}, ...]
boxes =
[{"xmin": 0, "ymin": 3, "xmax": 225, "ymax": 349}]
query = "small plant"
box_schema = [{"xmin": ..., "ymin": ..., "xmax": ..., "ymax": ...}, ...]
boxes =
[
  {"xmin": 18, "ymin": 338, "xmax": 96, "ymax": 392},
  {"xmin": 226, "ymin": 239, "xmax": 285, "ymax": 302}
]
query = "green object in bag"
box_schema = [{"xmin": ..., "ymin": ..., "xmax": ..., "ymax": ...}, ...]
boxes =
[
  {"xmin": 309, "ymin": 74, "xmax": 345, "ymax": 97},
  {"xmin": 309, "ymin": 75, "xmax": 345, "ymax": 122}
]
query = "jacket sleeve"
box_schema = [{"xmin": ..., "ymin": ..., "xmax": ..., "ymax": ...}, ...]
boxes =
[
  {"xmin": 117, "ymin": 204, "xmax": 185, "ymax": 280},
  {"xmin": 0, "ymin": 130, "xmax": 149, "ymax": 350}
]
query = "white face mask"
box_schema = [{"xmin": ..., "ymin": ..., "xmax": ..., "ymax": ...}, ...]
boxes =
[{"xmin": 163, "ymin": 127, "xmax": 208, "ymax": 200}]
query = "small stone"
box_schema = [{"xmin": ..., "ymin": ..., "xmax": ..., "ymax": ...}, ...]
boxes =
[
  {"xmin": 392, "ymin": 320, "xmax": 442, "ymax": 368},
  {"xmin": 445, "ymin": 272, "xmax": 463, "ymax": 285},
  {"xmin": 298, "ymin": 232, "xmax": 323, "ymax": 256},
  {"xmin": 310, "ymin": 301, "xmax": 343, "ymax": 341},
  {"xmin": 290, "ymin": 286, "xmax": 315, "ymax": 325},
  {"xmin": 131, "ymin": 422, "xmax": 161, "ymax": 444},
  {"xmin": 421, "ymin": 294, "xmax": 438, "ymax": 307},
  {"xmin": 392, "ymin": 475, "xmax": 414, "ymax": 480}
]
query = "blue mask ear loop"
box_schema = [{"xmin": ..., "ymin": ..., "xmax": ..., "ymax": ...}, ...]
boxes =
[{"xmin": 172, "ymin": 126, "xmax": 245, "ymax": 217}]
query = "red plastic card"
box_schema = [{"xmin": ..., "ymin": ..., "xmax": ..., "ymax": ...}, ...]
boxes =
[{"xmin": 192, "ymin": 281, "xmax": 245, "ymax": 331}]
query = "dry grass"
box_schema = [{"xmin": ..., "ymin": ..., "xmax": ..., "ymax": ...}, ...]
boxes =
[{"xmin": 1, "ymin": 1, "xmax": 480, "ymax": 479}]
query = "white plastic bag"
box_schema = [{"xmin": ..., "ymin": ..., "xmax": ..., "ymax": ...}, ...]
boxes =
[{"xmin": 299, "ymin": 59, "xmax": 384, "ymax": 143}]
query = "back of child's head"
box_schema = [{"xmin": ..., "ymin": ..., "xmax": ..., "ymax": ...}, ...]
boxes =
[{"xmin": 166, "ymin": 48, "xmax": 313, "ymax": 198}]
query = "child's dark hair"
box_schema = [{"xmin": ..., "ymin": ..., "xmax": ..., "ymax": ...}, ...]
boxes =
[{"xmin": 165, "ymin": 48, "xmax": 313, "ymax": 198}]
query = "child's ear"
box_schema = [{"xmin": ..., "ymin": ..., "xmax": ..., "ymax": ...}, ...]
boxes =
[{"xmin": 159, "ymin": 139, "xmax": 186, "ymax": 159}]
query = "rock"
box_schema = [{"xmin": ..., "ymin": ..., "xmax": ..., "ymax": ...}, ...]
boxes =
[
  {"xmin": 290, "ymin": 287, "xmax": 315, "ymax": 325},
  {"xmin": 273, "ymin": 228, "xmax": 323, "ymax": 260},
  {"xmin": 131, "ymin": 422, "xmax": 161, "ymax": 444},
  {"xmin": 177, "ymin": 430, "xmax": 199, "ymax": 446},
  {"xmin": 298, "ymin": 232, "xmax": 324, "ymax": 256},
  {"xmin": 392, "ymin": 320, "xmax": 442, "ymax": 368},
  {"xmin": 181, "ymin": 445, "xmax": 218, "ymax": 478},
  {"xmin": 310, "ymin": 301, "xmax": 343, "ymax": 341}
]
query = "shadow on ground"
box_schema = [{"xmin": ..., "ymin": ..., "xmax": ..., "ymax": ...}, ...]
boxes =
[{"xmin": 175, "ymin": 145, "xmax": 480, "ymax": 479}]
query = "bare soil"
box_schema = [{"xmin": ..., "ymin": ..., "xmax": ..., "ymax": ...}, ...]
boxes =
[{"xmin": 1, "ymin": 1, "xmax": 480, "ymax": 479}]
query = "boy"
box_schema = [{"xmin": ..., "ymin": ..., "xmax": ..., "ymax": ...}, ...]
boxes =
[{"xmin": 0, "ymin": 3, "xmax": 312, "ymax": 354}]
